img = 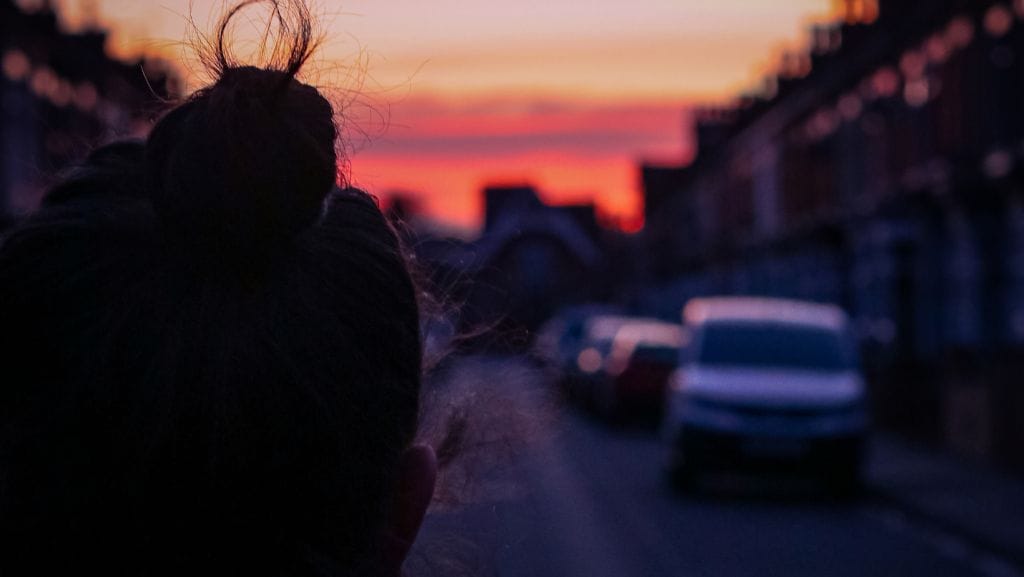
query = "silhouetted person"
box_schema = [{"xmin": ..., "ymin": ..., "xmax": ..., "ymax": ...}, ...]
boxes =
[{"xmin": 0, "ymin": 2, "xmax": 436, "ymax": 575}]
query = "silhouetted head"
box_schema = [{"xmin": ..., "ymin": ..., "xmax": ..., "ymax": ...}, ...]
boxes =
[
  {"xmin": 147, "ymin": 65, "xmax": 337, "ymax": 265},
  {"xmin": 0, "ymin": 2, "xmax": 434, "ymax": 576},
  {"xmin": 147, "ymin": 0, "xmax": 338, "ymax": 270}
]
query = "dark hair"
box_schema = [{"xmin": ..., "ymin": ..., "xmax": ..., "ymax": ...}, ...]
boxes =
[{"xmin": 0, "ymin": 2, "xmax": 421, "ymax": 575}]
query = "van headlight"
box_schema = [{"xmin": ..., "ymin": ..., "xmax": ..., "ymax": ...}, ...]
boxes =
[{"xmin": 677, "ymin": 396, "xmax": 744, "ymax": 431}]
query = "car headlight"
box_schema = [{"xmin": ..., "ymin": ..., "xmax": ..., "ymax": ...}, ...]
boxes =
[{"xmin": 576, "ymin": 347, "xmax": 603, "ymax": 374}]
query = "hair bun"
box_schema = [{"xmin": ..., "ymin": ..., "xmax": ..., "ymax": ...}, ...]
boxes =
[
  {"xmin": 145, "ymin": 1, "xmax": 336, "ymax": 263},
  {"xmin": 146, "ymin": 66, "xmax": 337, "ymax": 260}
]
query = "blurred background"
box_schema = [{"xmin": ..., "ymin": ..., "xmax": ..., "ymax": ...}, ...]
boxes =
[{"xmin": 3, "ymin": 0, "xmax": 1024, "ymax": 575}]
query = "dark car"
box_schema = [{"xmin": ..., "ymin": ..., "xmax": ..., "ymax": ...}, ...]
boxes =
[{"xmin": 532, "ymin": 306, "xmax": 624, "ymax": 396}]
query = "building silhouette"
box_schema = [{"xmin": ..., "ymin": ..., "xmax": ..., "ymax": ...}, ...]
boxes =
[
  {"xmin": 406, "ymin": 183, "xmax": 646, "ymax": 351},
  {"xmin": 641, "ymin": 0, "xmax": 1024, "ymax": 469},
  {"xmin": 0, "ymin": 0, "xmax": 180, "ymax": 222}
]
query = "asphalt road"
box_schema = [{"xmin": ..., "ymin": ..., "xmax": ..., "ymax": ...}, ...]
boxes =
[{"xmin": 411, "ymin": 357, "xmax": 998, "ymax": 577}]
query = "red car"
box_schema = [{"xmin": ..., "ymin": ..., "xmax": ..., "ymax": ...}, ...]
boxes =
[{"xmin": 592, "ymin": 320, "xmax": 685, "ymax": 422}]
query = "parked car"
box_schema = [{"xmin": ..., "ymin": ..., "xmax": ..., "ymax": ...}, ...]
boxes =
[
  {"xmin": 591, "ymin": 319, "xmax": 685, "ymax": 421},
  {"xmin": 663, "ymin": 297, "xmax": 867, "ymax": 495},
  {"xmin": 531, "ymin": 305, "xmax": 621, "ymax": 394},
  {"xmin": 567, "ymin": 314, "xmax": 634, "ymax": 402}
]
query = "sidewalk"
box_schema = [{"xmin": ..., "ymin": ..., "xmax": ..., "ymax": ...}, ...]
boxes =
[{"xmin": 867, "ymin": 434, "xmax": 1024, "ymax": 567}]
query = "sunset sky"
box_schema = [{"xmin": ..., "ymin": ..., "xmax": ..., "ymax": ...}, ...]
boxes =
[{"xmin": 40, "ymin": 0, "xmax": 836, "ymax": 233}]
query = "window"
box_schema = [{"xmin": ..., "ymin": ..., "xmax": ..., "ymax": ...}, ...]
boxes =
[{"xmin": 697, "ymin": 321, "xmax": 854, "ymax": 371}]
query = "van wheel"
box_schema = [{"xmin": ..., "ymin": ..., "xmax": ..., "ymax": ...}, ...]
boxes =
[{"xmin": 667, "ymin": 457, "xmax": 698, "ymax": 493}]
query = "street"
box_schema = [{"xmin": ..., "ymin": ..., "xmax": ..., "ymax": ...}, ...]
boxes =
[
  {"xmin": 412, "ymin": 356, "xmax": 1019, "ymax": 577},
  {"xmin": 5, "ymin": 1, "xmax": 1024, "ymax": 575}
]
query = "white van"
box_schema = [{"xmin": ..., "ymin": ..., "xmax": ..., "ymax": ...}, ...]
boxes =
[{"xmin": 663, "ymin": 297, "xmax": 867, "ymax": 494}]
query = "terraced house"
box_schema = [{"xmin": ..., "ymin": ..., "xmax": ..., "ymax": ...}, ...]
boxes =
[
  {"xmin": 0, "ymin": 0, "xmax": 179, "ymax": 222},
  {"xmin": 640, "ymin": 0, "xmax": 1024, "ymax": 471}
]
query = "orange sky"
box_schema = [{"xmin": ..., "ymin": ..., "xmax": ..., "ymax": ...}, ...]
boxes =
[
  {"xmin": 345, "ymin": 96, "xmax": 689, "ymax": 232},
  {"xmin": 38, "ymin": 0, "xmax": 837, "ymax": 233}
]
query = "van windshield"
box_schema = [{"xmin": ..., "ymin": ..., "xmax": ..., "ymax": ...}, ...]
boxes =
[{"xmin": 697, "ymin": 321, "xmax": 853, "ymax": 371}]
